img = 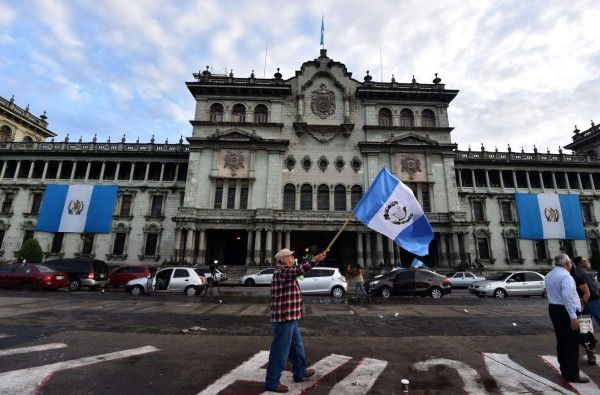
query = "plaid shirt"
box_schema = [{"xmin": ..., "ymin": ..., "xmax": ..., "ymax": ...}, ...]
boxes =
[{"xmin": 270, "ymin": 260, "xmax": 314, "ymax": 322}]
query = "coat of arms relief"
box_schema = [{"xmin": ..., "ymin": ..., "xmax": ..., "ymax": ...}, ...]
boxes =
[
  {"xmin": 400, "ymin": 154, "xmax": 422, "ymax": 181},
  {"xmin": 311, "ymin": 83, "xmax": 336, "ymax": 119}
]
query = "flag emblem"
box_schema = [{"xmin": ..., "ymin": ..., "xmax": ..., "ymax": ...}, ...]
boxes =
[
  {"xmin": 544, "ymin": 207, "xmax": 559, "ymax": 222},
  {"xmin": 383, "ymin": 202, "xmax": 413, "ymax": 225},
  {"xmin": 515, "ymin": 192, "xmax": 585, "ymax": 239},
  {"xmin": 68, "ymin": 200, "xmax": 85, "ymax": 215}
]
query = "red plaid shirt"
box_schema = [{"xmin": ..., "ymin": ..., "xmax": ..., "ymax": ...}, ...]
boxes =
[{"xmin": 270, "ymin": 260, "xmax": 314, "ymax": 322}]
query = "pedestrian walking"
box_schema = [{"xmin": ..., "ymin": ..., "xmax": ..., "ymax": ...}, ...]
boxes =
[
  {"xmin": 573, "ymin": 256, "xmax": 600, "ymax": 364},
  {"xmin": 347, "ymin": 263, "xmax": 369, "ymax": 302},
  {"xmin": 545, "ymin": 253, "xmax": 589, "ymax": 383},
  {"xmin": 265, "ymin": 248, "xmax": 326, "ymax": 393}
]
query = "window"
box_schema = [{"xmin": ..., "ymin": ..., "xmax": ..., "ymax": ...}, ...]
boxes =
[
  {"xmin": 210, "ymin": 103, "xmax": 224, "ymax": 122},
  {"xmin": 82, "ymin": 233, "xmax": 94, "ymax": 255},
  {"xmin": 472, "ymin": 201, "xmax": 485, "ymax": 222},
  {"xmin": 300, "ymin": 185, "xmax": 312, "ymax": 210},
  {"xmin": 350, "ymin": 185, "xmax": 363, "ymax": 209},
  {"xmin": 214, "ymin": 180, "xmax": 223, "ymax": 209},
  {"xmin": 541, "ymin": 171, "xmax": 553, "ymax": 189},
  {"xmin": 174, "ymin": 269, "xmax": 189, "ymax": 278},
  {"xmin": 560, "ymin": 239, "xmax": 575, "ymax": 259},
  {"xmin": 232, "ymin": 104, "xmax": 246, "ymax": 123},
  {"xmin": 582, "ymin": 202, "xmax": 594, "ymax": 223},
  {"xmin": 240, "ymin": 181, "xmax": 249, "ymax": 209},
  {"xmin": 534, "ymin": 239, "xmax": 548, "ymax": 260},
  {"xmin": 30, "ymin": 193, "xmax": 43, "ymax": 214},
  {"xmin": 150, "ymin": 195, "xmax": 164, "ymax": 217},
  {"xmin": 421, "ymin": 109, "xmax": 435, "ymax": 127},
  {"xmin": 476, "ymin": 237, "xmax": 490, "ymax": 259},
  {"xmin": 421, "ymin": 185, "xmax": 431, "ymax": 213},
  {"xmin": 474, "ymin": 170, "xmax": 487, "ymax": 188},
  {"xmin": 254, "ymin": 104, "xmax": 268, "ymax": 123},
  {"xmin": 589, "ymin": 238, "xmax": 599, "ymax": 255},
  {"xmin": 1, "ymin": 192, "xmax": 14, "ymax": 213},
  {"xmin": 506, "ymin": 237, "xmax": 519, "ymax": 260},
  {"xmin": 283, "ymin": 184, "xmax": 295, "ymax": 210},
  {"xmin": 144, "ymin": 233, "xmax": 159, "ymax": 256},
  {"xmin": 400, "ymin": 109, "xmax": 414, "ymax": 127},
  {"xmin": 0, "ymin": 125, "xmax": 12, "ymax": 141},
  {"xmin": 488, "ymin": 170, "xmax": 501, "ymax": 188},
  {"xmin": 378, "ymin": 108, "xmax": 392, "ymax": 126},
  {"xmin": 120, "ymin": 195, "xmax": 133, "ymax": 216},
  {"xmin": 461, "ymin": 169, "xmax": 473, "ymax": 187},
  {"xmin": 112, "ymin": 233, "xmax": 127, "ymax": 255},
  {"xmin": 227, "ymin": 180, "xmax": 236, "ymax": 209},
  {"xmin": 501, "ymin": 201, "xmax": 513, "ymax": 222},
  {"xmin": 50, "ymin": 233, "xmax": 64, "ymax": 254},
  {"xmin": 317, "ymin": 185, "xmax": 329, "ymax": 210},
  {"xmin": 117, "ymin": 162, "xmax": 132, "ymax": 181},
  {"xmin": 334, "ymin": 185, "xmax": 346, "ymax": 211}
]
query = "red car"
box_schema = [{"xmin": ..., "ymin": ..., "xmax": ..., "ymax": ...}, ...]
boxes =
[
  {"xmin": 108, "ymin": 265, "xmax": 153, "ymax": 287},
  {"xmin": 0, "ymin": 263, "xmax": 70, "ymax": 291}
]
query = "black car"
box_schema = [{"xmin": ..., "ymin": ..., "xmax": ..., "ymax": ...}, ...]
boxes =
[
  {"xmin": 365, "ymin": 269, "xmax": 451, "ymax": 298},
  {"xmin": 44, "ymin": 258, "xmax": 110, "ymax": 291}
]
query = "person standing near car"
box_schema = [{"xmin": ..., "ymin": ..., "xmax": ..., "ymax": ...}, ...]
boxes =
[
  {"xmin": 265, "ymin": 248, "xmax": 326, "ymax": 393},
  {"xmin": 347, "ymin": 263, "xmax": 369, "ymax": 302},
  {"xmin": 545, "ymin": 253, "xmax": 589, "ymax": 383},
  {"xmin": 573, "ymin": 256, "xmax": 600, "ymax": 364}
]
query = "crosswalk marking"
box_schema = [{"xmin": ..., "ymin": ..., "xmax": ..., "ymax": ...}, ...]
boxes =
[
  {"xmin": 0, "ymin": 346, "xmax": 160, "ymax": 395},
  {"xmin": 413, "ymin": 358, "xmax": 487, "ymax": 394},
  {"xmin": 330, "ymin": 357, "xmax": 387, "ymax": 394},
  {"xmin": 0, "ymin": 343, "xmax": 67, "ymax": 357},
  {"xmin": 541, "ymin": 355, "xmax": 597, "ymax": 394}
]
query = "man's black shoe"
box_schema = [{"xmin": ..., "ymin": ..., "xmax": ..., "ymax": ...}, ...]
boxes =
[{"xmin": 566, "ymin": 376, "xmax": 590, "ymax": 383}]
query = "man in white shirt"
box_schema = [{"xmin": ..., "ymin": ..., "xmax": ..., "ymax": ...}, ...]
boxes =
[{"xmin": 545, "ymin": 253, "xmax": 589, "ymax": 383}]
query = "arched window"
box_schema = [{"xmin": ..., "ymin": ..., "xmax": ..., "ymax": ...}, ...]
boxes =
[
  {"xmin": 232, "ymin": 104, "xmax": 246, "ymax": 123},
  {"xmin": 0, "ymin": 125, "xmax": 12, "ymax": 142},
  {"xmin": 300, "ymin": 184, "xmax": 312, "ymax": 210},
  {"xmin": 254, "ymin": 104, "xmax": 269, "ymax": 123},
  {"xmin": 22, "ymin": 136, "xmax": 34, "ymax": 142},
  {"xmin": 334, "ymin": 185, "xmax": 346, "ymax": 211},
  {"xmin": 317, "ymin": 185, "xmax": 329, "ymax": 210},
  {"xmin": 283, "ymin": 184, "xmax": 295, "ymax": 210},
  {"xmin": 378, "ymin": 108, "xmax": 392, "ymax": 126},
  {"xmin": 350, "ymin": 185, "xmax": 363, "ymax": 209},
  {"xmin": 210, "ymin": 103, "xmax": 223, "ymax": 122},
  {"xmin": 400, "ymin": 109, "xmax": 414, "ymax": 127},
  {"xmin": 422, "ymin": 109, "xmax": 435, "ymax": 127}
]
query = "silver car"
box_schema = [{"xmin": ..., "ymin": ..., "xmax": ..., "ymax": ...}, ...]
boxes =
[
  {"xmin": 447, "ymin": 271, "xmax": 486, "ymax": 288},
  {"xmin": 468, "ymin": 271, "xmax": 546, "ymax": 299},
  {"xmin": 239, "ymin": 268, "xmax": 274, "ymax": 286},
  {"xmin": 298, "ymin": 267, "xmax": 347, "ymax": 297},
  {"xmin": 125, "ymin": 267, "xmax": 207, "ymax": 296}
]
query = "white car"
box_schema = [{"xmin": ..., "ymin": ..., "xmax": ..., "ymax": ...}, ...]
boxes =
[
  {"xmin": 125, "ymin": 267, "xmax": 206, "ymax": 296},
  {"xmin": 239, "ymin": 268, "xmax": 274, "ymax": 286},
  {"xmin": 193, "ymin": 266, "xmax": 227, "ymax": 283},
  {"xmin": 446, "ymin": 271, "xmax": 486, "ymax": 288},
  {"xmin": 298, "ymin": 267, "xmax": 347, "ymax": 297},
  {"xmin": 468, "ymin": 271, "xmax": 546, "ymax": 299}
]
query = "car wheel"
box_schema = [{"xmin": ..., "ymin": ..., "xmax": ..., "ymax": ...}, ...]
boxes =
[
  {"xmin": 130, "ymin": 285, "xmax": 144, "ymax": 295},
  {"xmin": 185, "ymin": 286, "xmax": 199, "ymax": 296},
  {"xmin": 331, "ymin": 286, "xmax": 345, "ymax": 298},
  {"xmin": 493, "ymin": 289, "xmax": 507, "ymax": 299},
  {"xmin": 430, "ymin": 287, "xmax": 443, "ymax": 299},
  {"xmin": 21, "ymin": 282, "xmax": 34, "ymax": 292},
  {"xmin": 244, "ymin": 278, "xmax": 255, "ymax": 287},
  {"xmin": 69, "ymin": 278, "xmax": 81, "ymax": 291},
  {"xmin": 379, "ymin": 287, "xmax": 391, "ymax": 298}
]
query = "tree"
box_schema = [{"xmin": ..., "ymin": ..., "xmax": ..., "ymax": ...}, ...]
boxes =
[
  {"xmin": 590, "ymin": 249, "xmax": 600, "ymax": 271},
  {"xmin": 17, "ymin": 239, "xmax": 44, "ymax": 263}
]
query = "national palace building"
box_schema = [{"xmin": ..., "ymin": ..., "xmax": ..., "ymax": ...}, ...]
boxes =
[{"xmin": 1, "ymin": 49, "xmax": 600, "ymax": 272}]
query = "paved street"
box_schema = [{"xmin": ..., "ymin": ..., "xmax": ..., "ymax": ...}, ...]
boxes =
[{"xmin": 0, "ymin": 287, "xmax": 599, "ymax": 394}]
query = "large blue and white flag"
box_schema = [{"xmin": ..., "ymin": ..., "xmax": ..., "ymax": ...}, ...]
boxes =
[
  {"xmin": 353, "ymin": 167, "xmax": 434, "ymax": 256},
  {"xmin": 515, "ymin": 192, "xmax": 585, "ymax": 240},
  {"xmin": 36, "ymin": 185, "xmax": 118, "ymax": 233}
]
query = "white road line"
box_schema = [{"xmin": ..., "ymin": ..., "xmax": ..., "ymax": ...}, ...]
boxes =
[
  {"xmin": 0, "ymin": 334, "xmax": 13, "ymax": 339},
  {"xmin": 0, "ymin": 343, "xmax": 67, "ymax": 357},
  {"xmin": 330, "ymin": 357, "xmax": 387, "ymax": 394},
  {"xmin": 0, "ymin": 345, "xmax": 160, "ymax": 395},
  {"xmin": 541, "ymin": 355, "xmax": 598, "ymax": 394},
  {"xmin": 485, "ymin": 353, "xmax": 575, "ymax": 394},
  {"xmin": 414, "ymin": 358, "xmax": 487, "ymax": 394},
  {"xmin": 197, "ymin": 350, "xmax": 269, "ymax": 394}
]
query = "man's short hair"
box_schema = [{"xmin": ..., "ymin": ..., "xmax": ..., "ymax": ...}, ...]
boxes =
[
  {"xmin": 553, "ymin": 253, "xmax": 570, "ymax": 267},
  {"xmin": 572, "ymin": 256, "xmax": 584, "ymax": 266}
]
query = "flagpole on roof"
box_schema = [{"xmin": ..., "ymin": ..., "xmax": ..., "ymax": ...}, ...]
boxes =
[
  {"xmin": 324, "ymin": 212, "xmax": 354, "ymax": 253},
  {"xmin": 320, "ymin": 16, "xmax": 325, "ymax": 49}
]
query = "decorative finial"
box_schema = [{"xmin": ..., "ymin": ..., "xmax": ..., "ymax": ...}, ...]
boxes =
[
  {"xmin": 93, "ymin": 133, "xmax": 97, "ymax": 143},
  {"xmin": 412, "ymin": 75, "xmax": 416, "ymax": 83},
  {"xmin": 559, "ymin": 146, "xmax": 563, "ymax": 154},
  {"xmin": 521, "ymin": 146, "xmax": 524, "ymax": 153},
  {"xmin": 107, "ymin": 136, "xmax": 111, "ymax": 143},
  {"xmin": 495, "ymin": 146, "xmax": 498, "ymax": 152},
  {"xmin": 507, "ymin": 144, "xmax": 511, "ymax": 152},
  {"xmin": 433, "ymin": 73, "xmax": 441, "ymax": 84},
  {"xmin": 50, "ymin": 137, "xmax": 54, "ymax": 142},
  {"xmin": 78, "ymin": 136, "xmax": 82, "ymax": 143},
  {"xmin": 122, "ymin": 134, "xmax": 126, "ymax": 143},
  {"xmin": 364, "ymin": 70, "xmax": 372, "ymax": 82},
  {"xmin": 573, "ymin": 125, "xmax": 580, "ymax": 134},
  {"xmin": 179, "ymin": 135, "xmax": 183, "ymax": 144},
  {"xmin": 468, "ymin": 145, "xmax": 471, "ymax": 152},
  {"xmin": 391, "ymin": 74, "xmax": 395, "ymax": 83},
  {"xmin": 65, "ymin": 133, "xmax": 69, "ymax": 142},
  {"xmin": 40, "ymin": 110, "xmax": 47, "ymax": 120},
  {"xmin": 9, "ymin": 95, "xmax": 14, "ymax": 103},
  {"xmin": 137, "ymin": 137, "xmax": 140, "ymax": 143},
  {"xmin": 533, "ymin": 145, "xmax": 538, "ymax": 154},
  {"xmin": 229, "ymin": 69, "xmax": 234, "ymax": 77},
  {"xmin": 250, "ymin": 70, "xmax": 255, "ymax": 78},
  {"xmin": 592, "ymin": 120, "xmax": 596, "ymax": 127},
  {"xmin": 150, "ymin": 135, "xmax": 155, "ymax": 144},
  {"xmin": 25, "ymin": 104, "xmax": 29, "ymax": 112},
  {"xmin": 481, "ymin": 143, "xmax": 485, "ymax": 151},
  {"xmin": 201, "ymin": 66, "xmax": 211, "ymax": 77},
  {"xmin": 274, "ymin": 68, "xmax": 282, "ymax": 79}
]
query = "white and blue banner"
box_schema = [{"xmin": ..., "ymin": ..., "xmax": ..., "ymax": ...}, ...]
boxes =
[
  {"xmin": 515, "ymin": 192, "xmax": 585, "ymax": 240},
  {"xmin": 353, "ymin": 167, "xmax": 434, "ymax": 256},
  {"xmin": 36, "ymin": 185, "xmax": 118, "ymax": 233}
]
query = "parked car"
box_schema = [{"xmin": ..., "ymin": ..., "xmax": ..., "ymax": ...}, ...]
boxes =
[
  {"xmin": 108, "ymin": 265, "xmax": 153, "ymax": 287},
  {"xmin": 44, "ymin": 258, "xmax": 110, "ymax": 291},
  {"xmin": 194, "ymin": 266, "xmax": 227, "ymax": 282},
  {"xmin": 446, "ymin": 271, "xmax": 486, "ymax": 288},
  {"xmin": 365, "ymin": 269, "xmax": 451, "ymax": 298},
  {"xmin": 0, "ymin": 262, "xmax": 70, "ymax": 291},
  {"xmin": 125, "ymin": 267, "xmax": 206, "ymax": 296},
  {"xmin": 239, "ymin": 268, "xmax": 274, "ymax": 286},
  {"xmin": 297, "ymin": 267, "xmax": 347, "ymax": 297},
  {"xmin": 468, "ymin": 271, "xmax": 546, "ymax": 299}
]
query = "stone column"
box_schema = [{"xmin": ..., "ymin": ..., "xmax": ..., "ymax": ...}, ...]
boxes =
[
  {"xmin": 551, "ymin": 172, "xmax": 558, "ymax": 190},
  {"xmin": 57, "ymin": 161, "xmax": 63, "ymax": 180},
  {"xmin": 265, "ymin": 229, "xmax": 273, "ymax": 265},
  {"xmin": 174, "ymin": 229, "xmax": 183, "ymax": 262},
  {"xmin": 185, "ymin": 229, "xmax": 195, "ymax": 264},
  {"xmin": 128, "ymin": 162, "xmax": 135, "ymax": 182},
  {"xmin": 356, "ymin": 232, "xmax": 364, "ymax": 266},
  {"xmin": 246, "ymin": 230, "xmax": 254, "ymax": 265},
  {"xmin": 590, "ymin": 173, "xmax": 596, "ymax": 192},
  {"xmin": 525, "ymin": 170, "xmax": 532, "ymax": 192},
  {"xmin": 174, "ymin": 163, "xmax": 180, "ymax": 183},
  {"xmin": 0, "ymin": 160, "xmax": 7, "ymax": 181},
  {"xmin": 512, "ymin": 171, "xmax": 518, "ymax": 190},
  {"xmin": 365, "ymin": 233, "xmax": 372, "ymax": 267},
  {"xmin": 576, "ymin": 172, "xmax": 583, "ymax": 191},
  {"xmin": 393, "ymin": 243, "xmax": 400, "ymax": 264},
  {"xmin": 70, "ymin": 162, "xmax": 77, "ymax": 181},
  {"xmin": 13, "ymin": 161, "xmax": 21, "ymax": 182},
  {"xmin": 451, "ymin": 233, "xmax": 460, "ymax": 266},
  {"xmin": 144, "ymin": 163, "xmax": 150, "ymax": 182},
  {"xmin": 276, "ymin": 231, "xmax": 283, "ymax": 252},
  {"xmin": 159, "ymin": 163, "xmax": 165, "ymax": 182},
  {"xmin": 114, "ymin": 162, "xmax": 121, "ymax": 182},
  {"xmin": 470, "ymin": 170, "xmax": 476, "ymax": 190},
  {"xmin": 387, "ymin": 238, "xmax": 394, "ymax": 264},
  {"xmin": 84, "ymin": 162, "xmax": 91, "ymax": 182},
  {"xmin": 439, "ymin": 233, "xmax": 447, "ymax": 267},
  {"xmin": 285, "ymin": 231, "xmax": 291, "ymax": 248},
  {"xmin": 27, "ymin": 161, "xmax": 34, "ymax": 179},
  {"xmin": 253, "ymin": 229, "xmax": 262, "ymax": 264},
  {"xmin": 457, "ymin": 169, "xmax": 463, "ymax": 189},
  {"xmin": 484, "ymin": 170, "xmax": 490, "ymax": 191},
  {"xmin": 99, "ymin": 162, "xmax": 106, "ymax": 181},
  {"xmin": 375, "ymin": 233, "xmax": 384, "ymax": 266},
  {"xmin": 41, "ymin": 161, "xmax": 49, "ymax": 181},
  {"xmin": 198, "ymin": 230, "xmax": 206, "ymax": 265}
]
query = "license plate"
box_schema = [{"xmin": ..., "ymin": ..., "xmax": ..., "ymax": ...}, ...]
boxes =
[
  {"xmin": 99, "ymin": 274, "xmax": 106, "ymax": 278},
  {"xmin": 55, "ymin": 276, "xmax": 64, "ymax": 280}
]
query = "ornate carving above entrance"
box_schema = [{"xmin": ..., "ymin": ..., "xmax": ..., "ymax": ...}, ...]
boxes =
[
  {"xmin": 223, "ymin": 149, "xmax": 246, "ymax": 176},
  {"xmin": 217, "ymin": 149, "xmax": 249, "ymax": 178},
  {"xmin": 399, "ymin": 154, "xmax": 422, "ymax": 180},
  {"xmin": 311, "ymin": 83, "xmax": 336, "ymax": 119},
  {"xmin": 293, "ymin": 123, "xmax": 354, "ymax": 144}
]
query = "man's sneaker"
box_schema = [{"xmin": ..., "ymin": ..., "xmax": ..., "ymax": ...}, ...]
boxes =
[
  {"xmin": 587, "ymin": 349, "xmax": 597, "ymax": 365},
  {"xmin": 265, "ymin": 383, "xmax": 289, "ymax": 393},
  {"xmin": 294, "ymin": 368, "xmax": 315, "ymax": 383}
]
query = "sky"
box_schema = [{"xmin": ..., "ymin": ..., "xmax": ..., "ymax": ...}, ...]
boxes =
[{"xmin": 1, "ymin": 0, "xmax": 599, "ymax": 153}]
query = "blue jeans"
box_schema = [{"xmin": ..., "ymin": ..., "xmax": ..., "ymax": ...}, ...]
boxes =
[
  {"xmin": 265, "ymin": 320, "xmax": 307, "ymax": 389},
  {"xmin": 585, "ymin": 299, "xmax": 600, "ymax": 326},
  {"xmin": 353, "ymin": 282, "xmax": 368, "ymax": 298}
]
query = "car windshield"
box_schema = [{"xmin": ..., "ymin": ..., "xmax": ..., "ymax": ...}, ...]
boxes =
[
  {"xmin": 34, "ymin": 264, "xmax": 55, "ymax": 273},
  {"xmin": 486, "ymin": 272, "xmax": 512, "ymax": 281}
]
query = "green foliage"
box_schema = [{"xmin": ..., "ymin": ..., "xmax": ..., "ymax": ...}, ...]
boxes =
[
  {"xmin": 17, "ymin": 238, "xmax": 44, "ymax": 263},
  {"xmin": 590, "ymin": 249, "xmax": 600, "ymax": 271}
]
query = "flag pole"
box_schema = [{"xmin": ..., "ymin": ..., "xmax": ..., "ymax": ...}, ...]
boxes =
[{"xmin": 324, "ymin": 212, "xmax": 354, "ymax": 252}]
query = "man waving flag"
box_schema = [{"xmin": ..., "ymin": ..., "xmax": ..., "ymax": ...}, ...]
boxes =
[{"xmin": 353, "ymin": 167, "xmax": 433, "ymax": 256}]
